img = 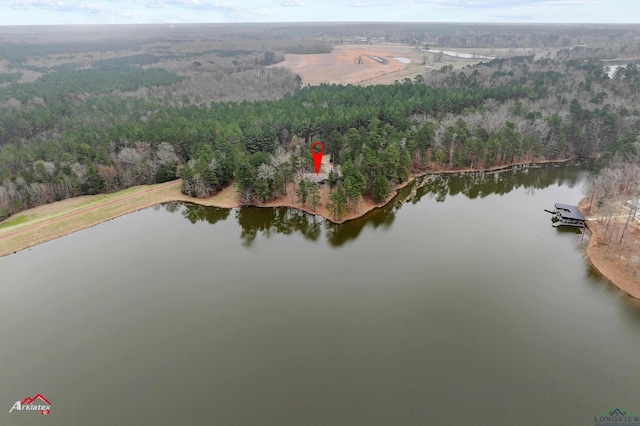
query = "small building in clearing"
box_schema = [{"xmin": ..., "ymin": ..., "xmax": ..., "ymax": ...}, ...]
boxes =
[{"xmin": 302, "ymin": 172, "xmax": 329, "ymax": 184}]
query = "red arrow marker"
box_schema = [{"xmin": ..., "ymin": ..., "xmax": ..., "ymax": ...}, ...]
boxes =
[{"xmin": 311, "ymin": 142, "xmax": 324, "ymax": 175}]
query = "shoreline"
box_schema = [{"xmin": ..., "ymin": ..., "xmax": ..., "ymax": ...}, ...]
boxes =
[
  {"xmin": 0, "ymin": 158, "xmax": 575, "ymax": 258},
  {"xmin": 578, "ymin": 200, "xmax": 640, "ymax": 301}
]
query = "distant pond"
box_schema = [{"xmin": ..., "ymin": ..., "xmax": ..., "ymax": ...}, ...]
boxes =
[{"xmin": 1, "ymin": 163, "xmax": 639, "ymax": 426}]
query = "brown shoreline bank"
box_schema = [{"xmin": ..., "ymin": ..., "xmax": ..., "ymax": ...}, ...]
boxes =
[
  {"xmin": 0, "ymin": 158, "xmax": 575, "ymax": 258},
  {"xmin": 578, "ymin": 200, "xmax": 640, "ymax": 301}
]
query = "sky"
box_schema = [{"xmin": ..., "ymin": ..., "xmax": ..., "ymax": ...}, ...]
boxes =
[{"xmin": 0, "ymin": 0, "xmax": 637, "ymax": 26}]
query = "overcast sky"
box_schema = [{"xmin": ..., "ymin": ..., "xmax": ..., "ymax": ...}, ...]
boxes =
[{"xmin": 0, "ymin": 0, "xmax": 637, "ymax": 26}]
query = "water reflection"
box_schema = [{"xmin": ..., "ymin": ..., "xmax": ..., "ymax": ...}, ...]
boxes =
[
  {"xmin": 324, "ymin": 197, "xmax": 400, "ymax": 247},
  {"xmin": 236, "ymin": 207, "xmax": 322, "ymax": 246},
  {"xmin": 555, "ymin": 226, "xmax": 584, "ymax": 235},
  {"xmin": 163, "ymin": 163, "xmax": 589, "ymax": 247},
  {"xmin": 411, "ymin": 162, "xmax": 587, "ymax": 205},
  {"xmin": 180, "ymin": 203, "xmax": 230, "ymax": 225}
]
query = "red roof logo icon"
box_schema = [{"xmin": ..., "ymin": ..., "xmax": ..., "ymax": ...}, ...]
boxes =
[{"xmin": 21, "ymin": 394, "xmax": 51, "ymax": 406}]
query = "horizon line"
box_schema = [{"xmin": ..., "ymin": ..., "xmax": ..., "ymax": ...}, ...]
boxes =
[{"xmin": 1, "ymin": 21, "xmax": 640, "ymax": 27}]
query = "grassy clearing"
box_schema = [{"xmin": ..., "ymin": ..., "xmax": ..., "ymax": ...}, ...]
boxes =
[
  {"xmin": 0, "ymin": 180, "xmax": 240, "ymax": 258},
  {"xmin": 0, "ymin": 215, "xmax": 32, "ymax": 229}
]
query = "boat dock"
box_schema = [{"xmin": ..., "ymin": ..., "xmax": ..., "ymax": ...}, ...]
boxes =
[{"xmin": 550, "ymin": 203, "xmax": 586, "ymax": 228}]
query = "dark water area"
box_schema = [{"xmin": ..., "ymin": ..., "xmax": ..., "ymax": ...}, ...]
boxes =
[{"xmin": 1, "ymin": 163, "xmax": 639, "ymax": 426}]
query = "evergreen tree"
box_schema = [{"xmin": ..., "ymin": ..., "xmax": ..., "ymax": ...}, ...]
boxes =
[
  {"xmin": 296, "ymin": 177, "xmax": 310, "ymax": 205},
  {"xmin": 81, "ymin": 165, "xmax": 105, "ymax": 195},
  {"xmin": 308, "ymin": 181, "xmax": 321, "ymax": 211},
  {"xmin": 372, "ymin": 170, "xmax": 390, "ymax": 203},
  {"xmin": 328, "ymin": 169, "xmax": 338, "ymax": 192},
  {"xmin": 326, "ymin": 185, "xmax": 348, "ymax": 220},
  {"xmin": 341, "ymin": 160, "xmax": 366, "ymax": 211}
]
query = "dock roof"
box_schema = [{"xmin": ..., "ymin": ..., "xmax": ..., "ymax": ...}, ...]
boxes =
[{"xmin": 554, "ymin": 203, "xmax": 586, "ymax": 221}]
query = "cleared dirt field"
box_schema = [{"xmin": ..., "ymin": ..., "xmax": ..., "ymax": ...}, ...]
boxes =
[{"xmin": 273, "ymin": 43, "xmax": 427, "ymax": 86}]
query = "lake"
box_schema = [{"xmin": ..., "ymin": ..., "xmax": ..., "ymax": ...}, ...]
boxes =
[
  {"xmin": 425, "ymin": 49, "xmax": 496, "ymax": 60},
  {"xmin": 1, "ymin": 163, "xmax": 639, "ymax": 426}
]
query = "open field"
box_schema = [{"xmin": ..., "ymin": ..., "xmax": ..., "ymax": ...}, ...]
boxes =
[
  {"xmin": 272, "ymin": 43, "xmax": 550, "ymax": 86},
  {"xmin": 273, "ymin": 44, "xmax": 428, "ymax": 86},
  {"xmin": 273, "ymin": 43, "xmax": 609, "ymax": 87},
  {"xmin": 0, "ymin": 180, "xmax": 236, "ymax": 257}
]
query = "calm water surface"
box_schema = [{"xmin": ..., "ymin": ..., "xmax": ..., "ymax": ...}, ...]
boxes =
[{"xmin": 1, "ymin": 164, "xmax": 639, "ymax": 425}]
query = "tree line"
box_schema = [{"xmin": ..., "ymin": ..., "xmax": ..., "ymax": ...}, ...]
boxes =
[
  {"xmin": 1, "ymin": 55, "xmax": 639, "ymax": 221},
  {"xmin": 584, "ymin": 141, "xmax": 640, "ymax": 277}
]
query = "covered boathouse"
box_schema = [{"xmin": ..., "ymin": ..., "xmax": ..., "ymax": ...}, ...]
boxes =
[{"xmin": 552, "ymin": 203, "xmax": 586, "ymax": 228}]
